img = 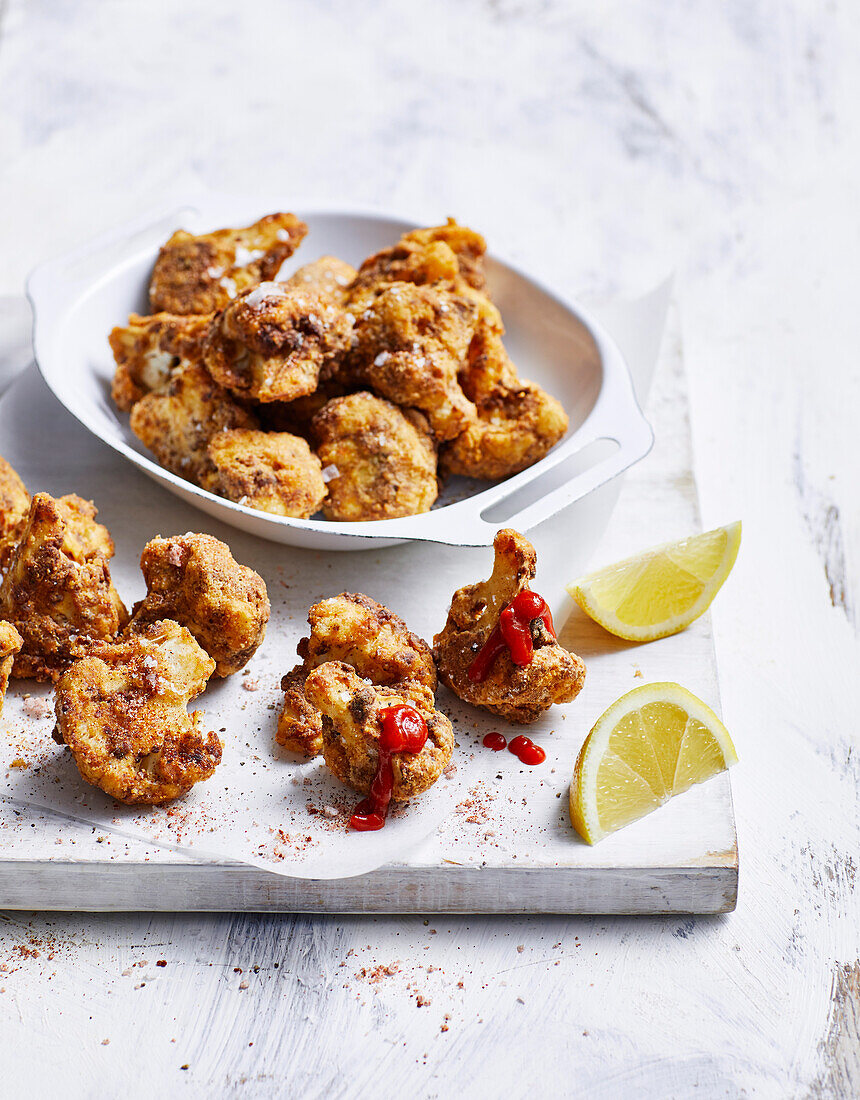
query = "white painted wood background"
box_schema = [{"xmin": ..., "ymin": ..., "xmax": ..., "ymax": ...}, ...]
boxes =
[{"xmin": 0, "ymin": 1, "xmax": 857, "ymax": 1096}]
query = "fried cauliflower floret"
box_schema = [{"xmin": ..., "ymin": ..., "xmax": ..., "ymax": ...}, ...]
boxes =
[
  {"xmin": 54, "ymin": 619, "xmax": 220, "ymax": 805},
  {"xmin": 350, "ymin": 282, "xmax": 477, "ymax": 442},
  {"xmin": 129, "ymin": 363, "xmax": 258, "ymax": 484},
  {"xmin": 149, "ymin": 212, "xmax": 308, "ymax": 315},
  {"xmin": 285, "ymin": 256, "xmax": 357, "ymax": 304},
  {"xmin": 127, "ymin": 533, "xmax": 269, "ymax": 677},
  {"xmin": 0, "ymin": 456, "xmax": 29, "ymax": 571},
  {"xmin": 275, "ymin": 666, "xmax": 323, "ymax": 756},
  {"xmin": 109, "ymin": 312, "xmax": 211, "ymax": 411},
  {"xmin": 311, "ymin": 392, "xmax": 437, "ymax": 521},
  {"xmin": 305, "ymin": 662, "xmax": 454, "ymax": 800},
  {"xmin": 277, "ymin": 592, "xmax": 436, "ymax": 757},
  {"xmin": 347, "ymin": 219, "xmax": 488, "ymax": 314},
  {"xmin": 0, "ymin": 620, "xmax": 23, "ymax": 716},
  {"xmin": 203, "ymin": 282, "xmax": 353, "ymax": 404},
  {"xmin": 442, "ymin": 329, "xmax": 569, "ymax": 479},
  {"xmin": 0, "ymin": 493, "xmax": 128, "ymax": 682},
  {"xmin": 433, "ymin": 528, "xmax": 585, "ymax": 723},
  {"xmin": 203, "ymin": 429, "xmax": 327, "ymax": 518}
]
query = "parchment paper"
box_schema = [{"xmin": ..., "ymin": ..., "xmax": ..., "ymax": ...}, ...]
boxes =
[{"xmin": 0, "ymin": 286, "xmax": 669, "ymax": 879}]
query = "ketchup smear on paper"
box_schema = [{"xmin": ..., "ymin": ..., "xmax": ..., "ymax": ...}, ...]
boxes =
[
  {"xmin": 467, "ymin": 590, "xmax": 555, "ymax": 683},
  {"xmin": 349, "ymin": 705, "xmax": 428, "ymax": 832}
]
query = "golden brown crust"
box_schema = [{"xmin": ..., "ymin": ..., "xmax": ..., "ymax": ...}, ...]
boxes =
[
  {"xmin": 284, "ymin": 256, "xmax": 357, "ymax": 304},
  {"xmin": 0, "ymin": 456, "xmax": 29, "ymax": 572},
  {"xmin": 202, "ymin": 282, "xmax": 353, "ymax": 404},
  {"xmin": 276, "ymin": 666, "xmax": 323, "ymax": 756},
  {"xmin": 347, "ymin": 219, "xmax": 488, "ymax": 315},
  {"xmin": 54, "ymin": 619, "xmax": 220, "ymax": 805},
  {"xmin": 305, "ymin": 661, "xmax": 454, "ymax": 800},
  {"xmin": 0, "ymin": 493, "xmax": 128, "ymax": 683},
  {"xmin": 350, "ymin": 282, "xmax": 478, "ymax": 442},
  {"xmin": 0, "ymin": 620, "xmax": 23, "ymax": 716},
  {"xmin": 433, "ymin": 528, "xmax": 585, "ymax": 723},
  {"xmin": 127, "ymin": 533, "xmax": 270, "ymax": 677},
  {"xmin": 149, "ymin": 213, "xmax": 308, "ymax": 315},
  {"xmin": 129, "ymin": 362, "xmax": 258, "ymax": 484},
  {"xmin": 276, "ymin": 592, "xmax": 436, "ymax": 759},
  {"xmin": 311, "ymin": 392, "xmax": 438, "ymax": 521},
  {"xmin": 203, "ymin": 429, "xmax": 327, "ymax": 518},
  {"xmin": 442, "ymin": 328, "xmax": 569, "ymax": 479},
  {"xmin": 300, "ymin": 592, "xmax": 437, "ymax": 691},
  {"xmin": 109, "ymin": 312, "xmax": 211, "ymax": 412}
]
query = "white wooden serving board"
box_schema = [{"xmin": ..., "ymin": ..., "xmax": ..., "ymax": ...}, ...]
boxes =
[{"xmin": 0, "ymin": 306, "xmax": 737, "ymax": 913}]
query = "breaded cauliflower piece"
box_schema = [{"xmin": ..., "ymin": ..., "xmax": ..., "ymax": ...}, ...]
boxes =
[
  {"xmin": 305, "ymin": 661, "xmax": 454, "ymax": 800},
  {"xmin": 0, "ymin": 620, "xmax": 23, "ymax": 716},
  {"xmin": 433, "ymin": 528, "xmax": 585, "ymax": 723},
  {"xmin": 350, "ymin": 282, "xmax": 478, "ymax": 442},
  {"xmin": 129, "ymin": 363, "xmax": 258, "ymax": 485},
  {"xmin": 311, "ymin": 391, "xmax": 438, "ymax": 521},
  {"xmin": 275, "ymin": 666, "xmax": 323, "ymax": 757},
  {"xmin": 0, "ymin": 493, "xmax": 128, "ymax": 682},
  {"xmin": 109, "ymin": 312, "xmax": 211, "ymax": 412},
  {"xmin": 0, "ymin": 455, "xmax": 29, "ymax": 571},
  {"xmin": 54, "ymin": 619, "xmax": 220, "ymax": 805},
  {"xmin": 149, "ymin": 212, "xmax": 308, "ymax": 315},
  {"xmin": 442, "ymin": 329, "xmax": 569, "ymax": 479},
  {"xmin": 203, "ymin": 429, "xmax": 327, "ymax": 518},
  {"xmin": 276, "ymin": 592, "xmax": 436, "ymax": 757},
  {"xmin": 347, "ymin": 219, "xmax": 488, "ymax": 314},
  {"xmin": 127, "ymin": 533, "xmax": 270, "ymax": 677},
  {"xmin": 203, "ymin": 282, "xmax": 353, "ymax": 404},
  {"xmin": 285, "ymin": 256, "xmax": 357, "ymax": 304}
]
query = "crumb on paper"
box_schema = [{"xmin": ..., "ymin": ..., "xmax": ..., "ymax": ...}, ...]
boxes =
[{"xmin": 22, "ymin": 698, "xmax": 52, "ymax": 720}]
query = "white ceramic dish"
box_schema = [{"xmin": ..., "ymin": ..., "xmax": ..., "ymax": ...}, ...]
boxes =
[{"xmin": 27, "ymin": 195, "xmax": 653, "ymax": 550}]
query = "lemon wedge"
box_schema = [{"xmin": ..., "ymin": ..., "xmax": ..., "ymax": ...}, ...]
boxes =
[
  {"xmin": 569, "ymin": 682, "xmax": 738, "ymax": 844},
  {"xmin": 566, "ymin": 522, "xmax": 741, "ymax": 642}
]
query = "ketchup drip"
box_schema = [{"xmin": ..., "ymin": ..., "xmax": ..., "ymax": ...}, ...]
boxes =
[
  {"xmin": 508, "ymin": 735, "xmax": 546, "ymax": 765},
  {"xmin": 482, "ymin": 732, "xmax": 507, "ymax": 751},
  {"xmin": 468, "ymin": 590, "xmax": 556, "ymax": 683},
  {"xmin": 349, "ymin": 704, "xmax": 428, "ymax": 832}
]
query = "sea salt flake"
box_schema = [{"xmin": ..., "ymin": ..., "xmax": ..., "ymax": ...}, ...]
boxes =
[
  {"xmin": 234, "ymin": 244, "xmax": 264, "ymax": 266},
  {"xmin": 219, "ymin": 276, "xmax": 238, "ymax": 299},
  {"xmin": 374, "ymin": 351, "xmax": 390, "ymax": 366},
  {"xmin": 321, "ymin": 465, "xmax": 340, "ymax": 483},
  {"xmin": 245, "ymin": 281, "xmax": 286, "ymax": 309}
]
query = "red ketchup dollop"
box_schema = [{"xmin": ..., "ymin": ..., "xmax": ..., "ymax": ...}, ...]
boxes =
[
  {"xmin": 349, "ymin": 704, "xmax": 428, "ymax": 832},
  {"xmin": 467, "ymin": 590, "xmax": 556, "ymax": 683},
  {"xmin": 482, "ymin": 732, "xmax": 508, "ymax": 751},
  {"xmin": 508, "ymin": 735, "xmax": 546, "ymax": 765}
]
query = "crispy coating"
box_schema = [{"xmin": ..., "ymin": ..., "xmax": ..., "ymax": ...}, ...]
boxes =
[
  {"xmin": 300, "ymin": 592, "xmax": 436, "ymax": 690},
  {"xmin": 311, "ymin": 391, "xmax": 438, "ymax": 521},
  {"xmin": 54, "ymin": 619, "xmax": 220, "ymax": 805},
  {"xmin": 109, "ymin": 312, "xmax": 210, "ymax": 411},
  {"xmin": 277, "ymin": 592, "xmax": 436, "ymax": 758},
  {"xmin": 129, "ymin": 363, "xmax": 258, "ymax": 484},
  {"xmin": 127, "ymin": 533, "xmax": 269, "ymax": 677},
  {"xmin": 149, "ymin": 213, "xmax": 308, "ymax": 315},
  {"xmin": 203, "ymin": 429, "xmax": 327, "ymax": 518},
  {"xmin": 348, "ymin": 219, "xmax": 488, "ymax": 314},
  {"xmin": 442, "ymin": 329, "xmax": 569, "ymax": 479},
  {"xmin": 433, "ymin": 528, "xmax": 585, "ymax": 723},
  {"xmin": 203, "ymin": 282, "xmax": 353, "ymax": 404},
  {"xmin": 0, "ymin": 620, "xmax": 23, "ymax": 716},
  {"xmin": 305, "ymin": 662, "xmax": 454, "ymax": 800},
  {"xmin": 0, "ymin": 455, "xmax": 29, "ymax": 571},
  {"xmin": 275, "ymin": 666, "xmax": 323, "ymax": 756},
  {"xmin": 0, "ymin": 493, "xmax": 128, "ymax": 682},
  {"xmin": 350, "ymin": 282, "xmax": 478, "ymax": 441},
  {"xmin": 285, "ymin": 256, "xmax": 357, "ymax": 304}
]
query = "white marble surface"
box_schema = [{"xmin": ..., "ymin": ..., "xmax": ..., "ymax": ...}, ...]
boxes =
[{"xmin": 0, "ymin": 1, "xmax": 857, "ymax": 1096}]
